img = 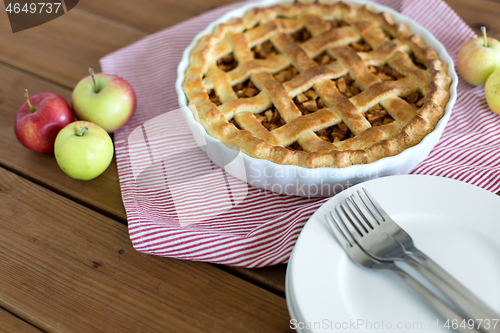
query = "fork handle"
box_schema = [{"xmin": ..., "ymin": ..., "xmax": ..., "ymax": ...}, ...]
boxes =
[
  {"xmin": 392, "ymin": 266, "xmax": 482, "ymax": 333},
  {"xmin": 405, "ymin": 252, "xmax": 500, "ymax": 333}
]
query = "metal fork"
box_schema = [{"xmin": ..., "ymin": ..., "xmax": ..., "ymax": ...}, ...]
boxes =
[
  {"xmin": 336, "ymin": 188, "xmax": 499, "ymax": 332},
  {"xmin": 326, "ymin": 213, "xmax": 479, "ymax": 333}
]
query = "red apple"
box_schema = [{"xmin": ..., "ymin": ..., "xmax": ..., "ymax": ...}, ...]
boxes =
[
  {"xmin": 457, "ymin": 26, "xmax": 500, "ymax": 86},
  {"xmin": 14, "ymin": 90, "xmax": 74, "ymax": 153},
  {"xmin": 72, "ymin": 68, "xmax": 136, "ymax": 133}
]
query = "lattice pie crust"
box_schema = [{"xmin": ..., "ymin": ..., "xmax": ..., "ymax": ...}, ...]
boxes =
[{"xmin": 182, "ymin": 1, "xmax": 452, "ymax": 168}]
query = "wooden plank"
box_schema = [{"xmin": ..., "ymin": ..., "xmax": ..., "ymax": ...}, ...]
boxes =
[
  {"xmin": 0, "ymin": 0, "xmax": 496, "ymax": 306},
  {"xmin": 0, "ymin": 0, "xmax": 498, "ymax": 91},
  {"xmin": 217, "ymin": 264, "xmax": 287, "ymax": 297},
  {"xmin": 0, "ymin": 9, "xmax": 146, "ymax": 89},
  {"xmin": 7, "ymin": 0, "xmax": 498, "ymax": 42},
  {"xmin": 0, "ymin": 0, "xmax": 238, "ymax": 89},
  {"xmin": 0, "ymin": 63, "xmax": 287, "ymax": 295},
  {"xmin": 445, "ymin": 0, "xmax": 500, "ymax": 39},
  {"xmin": 0, "ymin": 166, "xmax": 291, "ymax": 333},
  {"xmin": 66, "ymin": 0, "xmax": 500, "ymax": 36},
  {"xmin": 0, "ymin": 308, "xmax": 43, "ymax": 333},
  {"xmin": 76, "ymin": 0, "xmax": 239, "ymax": 33}
]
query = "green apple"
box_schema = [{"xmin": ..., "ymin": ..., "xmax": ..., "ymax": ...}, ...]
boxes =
[
  {"xmin": 457, "ymin": 27, "xmax": 500, "ymax": 86},
  {"xmin": 72, "ymin": 68, "xmax": 136, "ymax": 133},
  {"xmin": 54, "ymin": 121, "xmax": 114, "ymax": 181},
  {"xmin": 485, "ymin": 68, "xmax": 500, "ymax": 115}
]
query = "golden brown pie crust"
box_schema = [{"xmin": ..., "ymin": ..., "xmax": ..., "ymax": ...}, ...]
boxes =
[{"xmin": 182, "ymin": 1, "xmax": 452, "ymax": 168}]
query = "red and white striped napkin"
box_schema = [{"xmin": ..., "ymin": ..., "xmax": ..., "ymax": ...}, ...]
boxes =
[{"xmin": 101, "ymin": 0, "xmax": 500, "ymax": 267}]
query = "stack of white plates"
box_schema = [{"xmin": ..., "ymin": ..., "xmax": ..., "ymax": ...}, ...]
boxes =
[{"xmin": 286, "ymin": 175, "xmax": 500, "ymax": 333}]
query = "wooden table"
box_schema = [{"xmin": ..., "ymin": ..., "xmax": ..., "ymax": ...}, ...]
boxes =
[{"xmin": 0, "ymin": 0, "xmax": 499, "ymax": 331}]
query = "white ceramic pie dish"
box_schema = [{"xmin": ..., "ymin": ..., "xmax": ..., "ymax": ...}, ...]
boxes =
[{"xmin": 175, "ymin": 0, "xmax": 458, "ymax": 197}]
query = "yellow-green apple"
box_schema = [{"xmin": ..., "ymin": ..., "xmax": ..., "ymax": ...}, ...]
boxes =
[
  {"xmin": 14, "ymin": 90, "xmax": 74, "ymax": 153},
  {"xmin": 457, "ymin": 27, "xmax": 500, "ymax": 86},
  {"xmin": 72, "ymin": 68, "xmax": 136, "ymax": 133},
  {"xmin": 54, "ymin": 121, "xmax": 114, "ymax": 181},
  {"xmin": 485, "ymin": 68, "xmax": 500, "ymax": 115}
]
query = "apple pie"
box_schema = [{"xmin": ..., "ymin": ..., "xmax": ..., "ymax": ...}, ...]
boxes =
[{"xmin": 182, "ymin": 1, "xmax": 452, "ymax": 168}]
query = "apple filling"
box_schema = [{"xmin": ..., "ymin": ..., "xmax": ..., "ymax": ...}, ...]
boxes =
[
  {"xmin": 217, "ymin": 53, "xmax": 238, "ymax": 72},
  {"xmin": 273, "ymin": 66, "xmax": 299, "ymax": 84},
  {"xmin": 294, "ymin": 89, "xmax": 324, "ymax": 114},
  {"xmin": 255, "ymin": 108, "xmax": 286, "ymax": 131},
  {"xmin": 208, "ymin": 90, "xmax": 222, "ymax": 106},
  {"xmin": 210, "ymin": 22, "xmax": 428, "ymax": 150},
  {"xmin": 349, "ymin": 40, "xmax": 372, "ymax": 52},
  {"xmin": 252, "ymin": 41, "xmax": 278, "ymax": 59},
  {"xmin": 410, "ymin": 52, "xmax": 427, "ymax": 70},
  {"xmin": 291, "ymin": 27, "xmax": 312, "ymax": 43},
  {"xmin": 405, "ymin": 90, "xmax": 424, "ymax": 108},
  {"xmin": 315, "ymin": 52, "xmax": 335, "ymax": 65},
  {"xmin": 371, "ymin": 65, "xmax": 404, "ymax": 81},
  {"xmin": 233, "ymin": 80, "xmax": 260, "ymax": 98}
]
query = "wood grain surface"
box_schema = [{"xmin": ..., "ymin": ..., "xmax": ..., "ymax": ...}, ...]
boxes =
[
  {"xmin": 0, "ymin": 9, "xmax": 145, "ymax": 88},
  {"xmin": 445, "ymin": 0, "xmax": 500, "ymax": 39},
  {"xmin": 76, "ymin": 0, "xmax": 237, "ymax": 33},
  {"xmin": 0, "ymin": 0, "xmax": 499, "ymax": 331},
  {"xmin": 0, "ymin": 166, "xmax": 291, "ymax": 333},
  {"xmin": 0, "ymin": 309, "xmax": 43, "ymax": 333},
  {"xmin": 0, "ymin": 0, "xmax": 498, "ymax": 92}
]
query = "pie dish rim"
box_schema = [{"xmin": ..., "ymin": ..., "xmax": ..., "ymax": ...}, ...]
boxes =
[{"xmin": 175, "ymin": 0, "xmax": 458, "ymax": 195}]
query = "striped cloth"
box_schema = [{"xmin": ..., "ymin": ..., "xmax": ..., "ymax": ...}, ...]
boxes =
[{"xmin": 100, "ymin": 0, "xmax": 500, "ymax": 267}]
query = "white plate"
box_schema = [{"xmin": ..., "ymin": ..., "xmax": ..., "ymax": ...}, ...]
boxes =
[
  {"xmin": 176, "ymin": 1, "xmax": 458, "ymax": 197},
  {"xmin": 286, "ymin": 175, "xmax": 500, "ymax": 333}
]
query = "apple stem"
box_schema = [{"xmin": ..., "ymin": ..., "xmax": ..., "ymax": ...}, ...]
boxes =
[
  {"xmin": 75, "ymin": 126, "xmax": 89, "ymax": 137},
  {"xmin": 89, "ymin": 68, "xmax": 99, "ymax": 93},
  {"xmin": 482, "ymin": 26, "xmax": 488, "ymax": 47},
  {"xmin": 24, "ymin": 89, "xmax": 36, "ymax": 113}
]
